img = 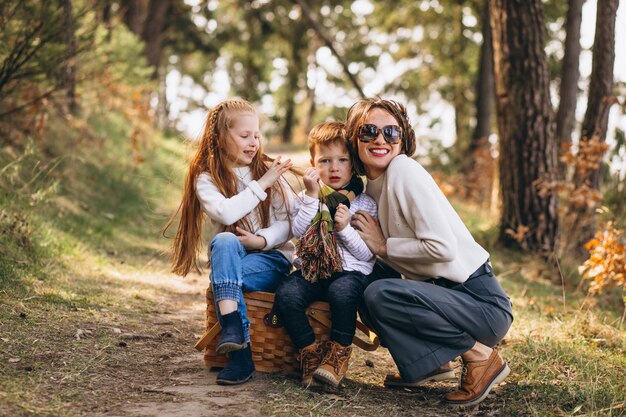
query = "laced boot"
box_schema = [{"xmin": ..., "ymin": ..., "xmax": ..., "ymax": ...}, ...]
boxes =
[
  {"xmin": 216, "ymin": 311, "xmax": 246, "ymax": 354},
  {"xmin": 444, "ymin": 349, "xmax": 510, "ymax": 406},
  {"xmin": 297, "ymin": 342, "xmax": 325, "ymax": 387},
  {"xmin": 313, "ymin": 341, "xmax": 352, "ymax": 387},
  {"xmin": 216, "ymin": 345, "xmax": 255, "ymax": 385}
]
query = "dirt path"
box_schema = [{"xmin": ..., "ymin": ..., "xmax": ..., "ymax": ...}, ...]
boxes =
[
  {"xmin": 85, "ymin": 272, "xmax": 270, "ymax": 417},
  {"xmin": 84, "ymin": 266, "xmax": 505, "ymax": 417}
]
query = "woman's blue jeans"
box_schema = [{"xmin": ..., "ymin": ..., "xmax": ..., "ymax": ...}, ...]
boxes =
[{"xmin": 210, "ymin": 232, "xmax": 291, "ymax": 343}]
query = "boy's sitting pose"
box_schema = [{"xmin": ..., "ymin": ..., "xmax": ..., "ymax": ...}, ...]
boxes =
[{"xmin": 275, "ymin": 121, "xmax": 377, "ymax": 387}]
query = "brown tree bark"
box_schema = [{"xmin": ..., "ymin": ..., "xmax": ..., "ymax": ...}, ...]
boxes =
[
  {"xmin": 121, "ymin": 0, "xmax": 147, "ymax": 36},
  {"xmin": 141, "ymin": 0, "xmax": 170, "ymax": 80},
  {"xmin": 281, "ymin": 22, "xmax": 307, "ymax": 144},
  {"xmin": 462, "ymin": 0, "xmax": 496, "ymax": 202},
  {"xmin": 450, "ymin": 3, "xmax": 471, "ymax": 162},
  {"xmin": 556, "ymin": 0, "xmax": 584, "ymax": 175},
  {"xmin": 471, "ymin": 1, "xmax": 496, "ymax": 153},
  {"xmin": 569, "ymin": 0, "xmax": 619, "ymax": 249},
  {"xmin": 578, "ymin": 0, "xmax": 618, "ymax": 190},
  {"xmin": 489, "ymin": 0, "xmax": 559, "ymax": 254}
]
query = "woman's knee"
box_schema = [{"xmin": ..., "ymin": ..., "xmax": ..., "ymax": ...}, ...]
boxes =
[
  {"xmin": 210, "ymin": 232, "xmax": 240, "ymax": 251},
  {"xmin": 363, "ymin": 280, "xmax": 394, "ymax": 316}
]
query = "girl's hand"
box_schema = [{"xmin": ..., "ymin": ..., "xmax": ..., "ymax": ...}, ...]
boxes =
[
  {"xmin": 257, "ymin": 156, "xmax": 293, "ymax": 190},
  {"xmin": 351, "ymin": 211, "xmax": 387, "ymax": 257},
  {"xmin": 235, "ymin": 227, "xmax": 266, "ymax": 250},
  {"xmin": 334, "ymin": 204, "xmax": 350, "ymax": 232},
  {"xmin": 303, "ymin": 167, "xmax": 321, "ymax": 198}
]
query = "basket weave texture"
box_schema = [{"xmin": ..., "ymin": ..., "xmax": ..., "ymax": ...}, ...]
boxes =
[{"xmin": 203, "ymin": 288, "xmax": 331, "ymax": 375}]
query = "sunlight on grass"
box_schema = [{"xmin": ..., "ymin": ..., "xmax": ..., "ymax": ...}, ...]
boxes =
[{"xmin": 1, "ymin": 110, "xmax": 625, "ymax": 416}]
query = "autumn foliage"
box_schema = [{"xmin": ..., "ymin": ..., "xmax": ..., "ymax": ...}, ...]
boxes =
[{"xmin": 579, "ymin": 221, "xmax": 626, "ymax": 299}]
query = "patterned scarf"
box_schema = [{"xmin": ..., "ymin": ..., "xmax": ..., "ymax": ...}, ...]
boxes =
[{"xmin": 296, "ymin": 174, "xmax": 364, "ymax": 283}]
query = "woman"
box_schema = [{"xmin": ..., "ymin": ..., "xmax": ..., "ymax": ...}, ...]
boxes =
[{"xmin": 346, "ymin": 98, "xmax": 513, "ymax": 407}]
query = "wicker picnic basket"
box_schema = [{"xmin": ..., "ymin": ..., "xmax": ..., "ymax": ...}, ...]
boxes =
[{"xmin": 194, "ymin": 288, "xmax": 379, "ymax": 375}]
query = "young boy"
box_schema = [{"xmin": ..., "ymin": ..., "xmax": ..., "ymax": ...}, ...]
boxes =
[{"xmin": 275, "ymin": 121, "xmax": 377, "ymax": 387}]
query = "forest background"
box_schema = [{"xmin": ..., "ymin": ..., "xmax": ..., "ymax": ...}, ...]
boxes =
[{"xmin": 1, "ymin": 1, "xmax": 625, "ymax": 416}]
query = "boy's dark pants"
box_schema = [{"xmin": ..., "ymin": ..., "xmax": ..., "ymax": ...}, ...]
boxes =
[{"xmin": 275, "ymin": 270, "xmax": 369, "ymax": 349}]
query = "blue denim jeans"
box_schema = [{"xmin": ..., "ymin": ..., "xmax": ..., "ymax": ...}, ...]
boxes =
[
  {"xmin": 210, "ymin": 232, "xmax": 291, "ymax": 343},
  {"xmin": 275, "ymin": 269, "xmax": 369, "ymax": 349}
]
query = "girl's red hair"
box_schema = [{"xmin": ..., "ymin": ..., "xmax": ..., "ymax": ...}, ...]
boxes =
[{"xmin": 165, "ymin": 98, "xmax": 288, "ymax": 276}]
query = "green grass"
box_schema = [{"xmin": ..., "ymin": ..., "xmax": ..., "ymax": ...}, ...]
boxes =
[{"xmin": 1, "ymin": 109, "xmax": 625, "ymax": 416}]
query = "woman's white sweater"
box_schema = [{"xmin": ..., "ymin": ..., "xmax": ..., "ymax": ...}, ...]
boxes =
[{"xmin": 366, "ymin": 155, "xmax": 488, "ymax": 283}]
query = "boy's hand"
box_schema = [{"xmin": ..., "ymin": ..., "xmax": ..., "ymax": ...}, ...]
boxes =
[
  {"xmin": 303, "ymin": 167, "xmax": 321, "ymax": 198},
  {"xmin": 334, "ymin": 204, "xmax": 350, "ymax": 232},
  {"xmin": 257, "ymin": 156, "xmax": 292, "ymax": 190},
  {"xmin": 235, "ymin": 227, "xmax": 266, "ymax": 250}
]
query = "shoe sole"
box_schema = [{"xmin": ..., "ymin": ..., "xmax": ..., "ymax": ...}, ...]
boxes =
[
  {"xmin": 384, "ymin": 369, "xmax": 456, "ymax": 388},
  {"xmin": 216, "ymin": 341, "xmax": 248, "ymax": 355},
  {"xmin": 445, "ymin": 363, "xmax": 510, "ymax": 407},
  {"xmin": 302, "ymin": 378, "xmax": 322, "ymax": 388},
  {"xmin": 312, "ymin": 368, "xmax": 343, "ymax": 388},
  {"xmin": 216, "ymin": 371, "xmax": 255, "ymax": 386}
]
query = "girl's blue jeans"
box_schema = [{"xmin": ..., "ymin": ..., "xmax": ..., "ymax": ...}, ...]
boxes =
[{"xmin": 210, "ymin": 232, "xmax": 291, "ymax": 343}]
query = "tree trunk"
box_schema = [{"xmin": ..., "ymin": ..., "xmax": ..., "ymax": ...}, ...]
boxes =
[
  {"xmin": 462, "ymin": 1, "xmax": 496, "ymax": 203},
  {"xmin": 570, "ymin": 0, "xmax": 618, "ymax": 248},
  {"xmin": 490, "ymin": 0, "xmax": 559, "ymax": 255},
  {"xmin": 59, "ymin": 0, "xmax": 78, "ymax": 114},
  {"xmin": 556, "ymin": 0, "xmax": 584, "ymax": 176},
  {"xmin": 281, "ymin": 22, "xmax": 307, "ymax": 144},
  {"xmin": 471, "ymin": 1, "xmax": 495, "ymax": 153},
  {"xmin": 102, "ymin": 0, "xmax": 113, "ymax": 41},
  {"xmin": 141, "ymin": 0, "xmax": 170, "ymax": 80},
  {"xmin": 578, "ymin": 0, "xmax": 618, "ymax": 190},
  {"xmin": 121, "ymin": 0, "xmax": 146, "ymax": 36},
  {"xmin": 450, "ymin": 3, "xmax": 471, "ymax": 163}
]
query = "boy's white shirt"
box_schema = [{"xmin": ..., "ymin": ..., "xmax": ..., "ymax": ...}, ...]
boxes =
[
  {"xmin": 291, "ymin": 191, "xmax": 377, "ymax": 275},
  {"xmin": 196, "ymin": 166, "xmax": 294, "ymax": 263}
]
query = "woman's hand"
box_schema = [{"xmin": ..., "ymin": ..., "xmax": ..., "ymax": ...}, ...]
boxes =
[
  {"xmin": 352, "ymin": 210, "xmax": 387, "ymax": 257},
  {"xmin": 334, "ymin": 204, "xmax": 350, "ymax": 232},
  {"xmin": 235, "ymin": 227, "xmax": 266, "ymax": 250},
  {"xmin": 302, "ymin": 167, "xmax": 321, "ymax": 198},
  {"xmin": 257, "ymin": 156, "xmax": 293, "ymax": 190}
]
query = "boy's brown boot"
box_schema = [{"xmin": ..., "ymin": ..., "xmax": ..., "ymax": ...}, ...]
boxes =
[
  {"xmin": 297, "ymin": 342, "xmax": 325, "ymax": 387},
  {"xmin": 313, "ymin": 341, "xmax": 352, "ymax": 387}
]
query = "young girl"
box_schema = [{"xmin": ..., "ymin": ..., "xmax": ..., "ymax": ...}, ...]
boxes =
[{"xmin": 166, "ymin": 98, "xmax": 295, "ymax": 385}]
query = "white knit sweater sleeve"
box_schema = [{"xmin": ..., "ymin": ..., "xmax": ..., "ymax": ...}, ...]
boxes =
[
  {"xmin": 291, "ymin": 192, "xmax": 320, "ymax": 238},
  {"xmin": 336, "ymin": 193, "xmax": 377, "ymax": 261},
  {"xmin": 255, "ymin": 177, "xmax": 293, "ymax": 250},
  {"xmin": 196, "ymin": 172, "xmax": 266, "ymax": 226},
  {"xmin": 385, "ymin": 158, "xmax": 458, "ymax": 262}
]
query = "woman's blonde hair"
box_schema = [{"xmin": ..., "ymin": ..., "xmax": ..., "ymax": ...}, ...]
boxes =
[
  {"xmin": 165, "ymin": 98, "xmax": 288, "ymax": 276},
  {"xmin": 345, "ymin": 98, "xmax": 416, "ymax": 175}
]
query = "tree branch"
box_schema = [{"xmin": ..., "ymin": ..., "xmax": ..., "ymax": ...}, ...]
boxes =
[{"xmin": 291, "ymin": 0, "xmax": 365, "ymax": 98}]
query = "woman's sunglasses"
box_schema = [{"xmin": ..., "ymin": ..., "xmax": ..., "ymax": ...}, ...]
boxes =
[{"xmin": 357, "ymin": 124, "xmax": 402, "ymax": 144}]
